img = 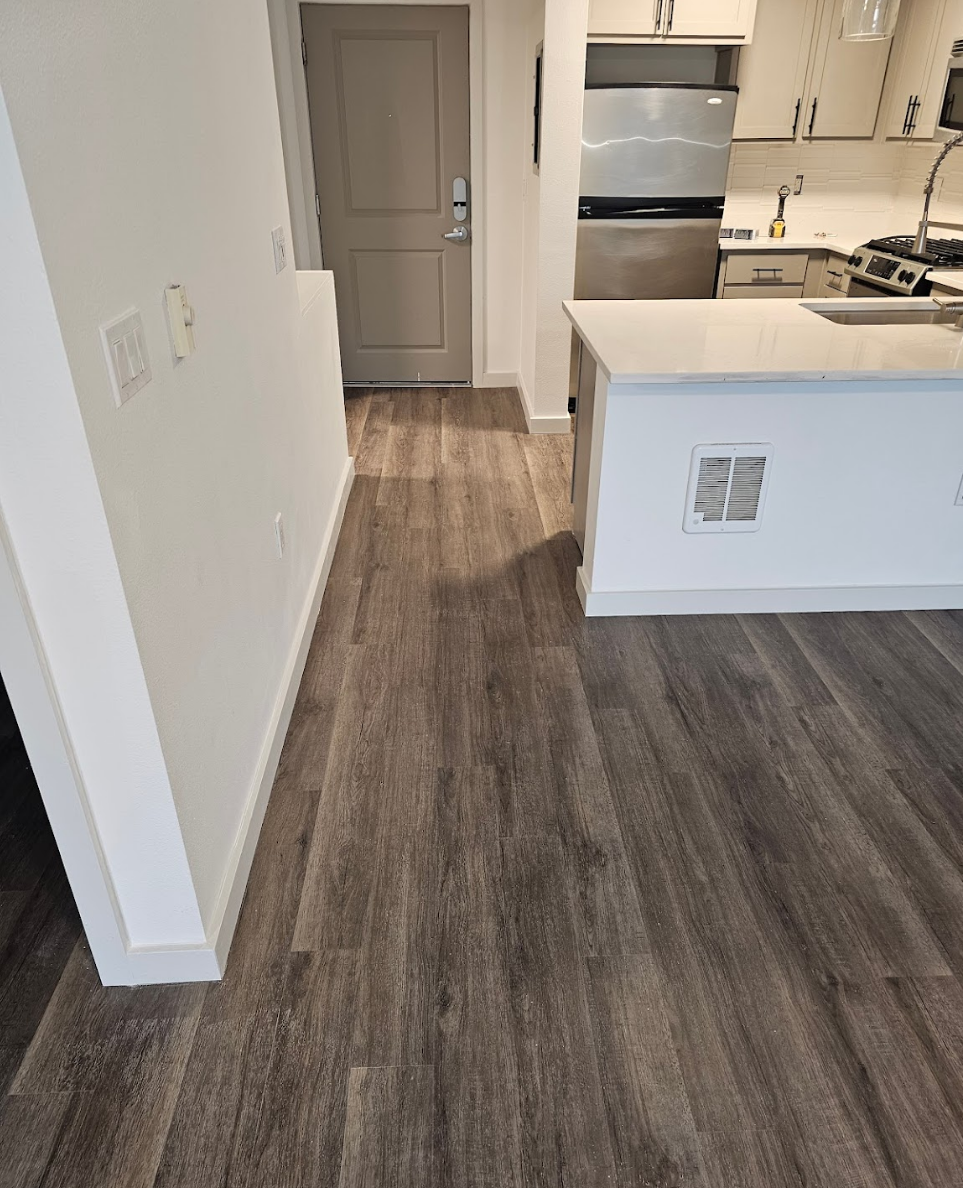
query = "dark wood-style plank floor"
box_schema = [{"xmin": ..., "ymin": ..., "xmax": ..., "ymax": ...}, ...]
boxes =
[{"xmin": 4, "ymin": 385, "xmax": 963, "ymax": 1185}]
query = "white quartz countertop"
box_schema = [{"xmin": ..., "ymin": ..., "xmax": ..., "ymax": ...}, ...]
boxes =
[
  {"xmin": 930, "ymin": 269, "xmax": 963, "ymax": 291},
  {"xmin": 719, "ymin": 236, "xmax": 858, "ymax": 255},
  {"xmin": 564, "ymin": 297, "xmax": 963, "ymax": 385}
]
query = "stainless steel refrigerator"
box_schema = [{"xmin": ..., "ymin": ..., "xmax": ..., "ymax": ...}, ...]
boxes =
[{"xmin": 575, "ymin": 83, "xmax": 738, "ymax": 301}]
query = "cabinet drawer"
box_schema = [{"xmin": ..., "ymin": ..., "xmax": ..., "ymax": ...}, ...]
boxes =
[
  {"xmin": 823, "ymin": 262, "xmax": 849, "ymax": 294},
  {"xmin": 723, "ymin": 283, "xmax": 804, "ymax": 299},
  {"xmin": 723, "ymin": 252, "xmax": 809, "ymax": 285}
]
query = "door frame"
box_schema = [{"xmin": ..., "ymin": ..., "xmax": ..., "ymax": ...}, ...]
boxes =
[{"xmin": 284, "ymin": 0, "xmax": 485, "ymax": 385}]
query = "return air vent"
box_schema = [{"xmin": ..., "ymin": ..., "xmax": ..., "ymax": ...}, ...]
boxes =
[
  {"xmin": 683, "ymin": 444, "xmax": 773, "ymax": 534},
  {"xmin": 953, "ymin": 37, "xmax": 963, "ymax": 54}
]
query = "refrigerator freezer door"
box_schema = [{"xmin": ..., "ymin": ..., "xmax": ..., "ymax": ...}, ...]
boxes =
[
  {"xmin": 574, "ymin": 215, "xmax": 722, "ymax": 300},
  {"xmin": 580, "ymin": 85, "xmax": 736, "ymax": 201}
]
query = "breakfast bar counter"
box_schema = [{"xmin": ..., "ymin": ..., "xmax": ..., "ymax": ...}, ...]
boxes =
[{"xmin": 565, "ymin": 297, "xmax": 963, "ymax": 617}]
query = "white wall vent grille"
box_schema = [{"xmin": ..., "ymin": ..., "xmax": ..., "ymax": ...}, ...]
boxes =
[{"xmin": 684, "ymin": 444, "xmax": 773, "ymax": 534}]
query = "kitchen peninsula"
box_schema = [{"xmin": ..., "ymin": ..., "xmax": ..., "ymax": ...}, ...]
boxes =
[{"xmin": 567, "ymin": 297, "xmax": 963, "ymax": 617}]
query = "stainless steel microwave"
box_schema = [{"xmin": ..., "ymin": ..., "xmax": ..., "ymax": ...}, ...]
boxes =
[{"xmin": 939, "ymin": 41, "xmax": 963, "ymax": 132}]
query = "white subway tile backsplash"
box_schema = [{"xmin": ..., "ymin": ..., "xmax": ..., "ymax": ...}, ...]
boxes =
[{"xmin": 726, "ymin": 138, "xmax": 963, "ymax": 235}]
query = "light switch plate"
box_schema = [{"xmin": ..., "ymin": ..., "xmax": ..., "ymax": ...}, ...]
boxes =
[
  {"xmin": 272, "ymin": 226, "xmax": 287, "ymax": 273},
  {"xmin": 100, "ymin": 309, "xmax": 151, "ymax": 407}
]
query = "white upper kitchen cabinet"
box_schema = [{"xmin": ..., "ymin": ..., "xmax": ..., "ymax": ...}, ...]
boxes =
[
  {"xmin": 732, "ymin": 0, "xmax": 819, "ymax": 138},
  {"xmin": 882, "ymin": 0, "xmax": 957, "ymax": 139},
  {"xmin": 587, "ymin": 0, "xmax": 757, "ymax": 41},
  {"xmin": 733, "ymin": 0, "xmax": 894, "ymax": 139},
  {"xmin": 803, "ymin": 0, "xmax": 894, "ymax": 137},
  {"xmin": 661, "ymin": 0, "xmax": 756, "ymax": 39},
  {"xmin": 587, "ymin": 0, "xmax": 658, "ymax": 38}
]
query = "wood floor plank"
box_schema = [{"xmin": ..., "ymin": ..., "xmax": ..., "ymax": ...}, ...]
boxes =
[
  {"xmin": 500, "ymin": 834, "xmax": 619, "ymax": 1186},
  {"xmin": 246, "ymin": 952, "xmax": 359, "ymax": 1188},
  {"xmin": 338, "ymin": 1065, "xmax": 434, "ymax": 1188},
  {"xmin": 586, "ymin": 955, "xmax": 706, "ymax": 1187},
  {"xmin": 520, "ymin": 433, "xmax": 574, "ymax": 540},
  {"xmin": 153, "ymin": 1011, "xmax": 281, "ymax": 1188},
  {"xmin": 0, "ymin": 1093, "xmax": 73, "ymax": 1188},
  {"xmin": 293, "ymin": 647, "xmax": 433, "ymax": 954},
  {"xmin": 203, "ymin": 770, "xmax": 320, "ymax": 1019},
  {"xmin": 433, "ymin": 767, "xmax": 523, "ymax": 1188},
  {"xmin": 828, "ymin": 975, "xmax": 963, "ymax": 1187},
  {"xmin": 0, "ymin": 857, "xmax": 80, "ymax": 1088},
  {"xmin": 343, "ymin": 392, "xmax": 371, "ymax": 457},
  {"xmin": 11, "ymin": 946, "xmax": 202, "ymax": 1188}
]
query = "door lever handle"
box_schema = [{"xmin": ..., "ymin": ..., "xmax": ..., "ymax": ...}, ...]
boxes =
[{"xmin": 443, "ymin": 226, "xmax": 470, "ymax": 242}]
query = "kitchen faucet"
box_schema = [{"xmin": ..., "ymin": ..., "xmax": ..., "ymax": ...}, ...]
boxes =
[{"xmin": 912, "ymin": 130, "xmax": 963, "ymax": 256}]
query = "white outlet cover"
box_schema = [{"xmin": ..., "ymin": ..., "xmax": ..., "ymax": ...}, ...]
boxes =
[
  {"xmin": 100, "ymin": 309, "xmax": 151, "ymax": 407},
  {"xmin": 272, "ymin": 226, "xmax": 287, "ymax": 273}
]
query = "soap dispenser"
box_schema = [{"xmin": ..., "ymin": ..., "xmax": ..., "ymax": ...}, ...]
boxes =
[{"xmin": 769, "ymin": 185, "xmax": 791, "ymax": 239}]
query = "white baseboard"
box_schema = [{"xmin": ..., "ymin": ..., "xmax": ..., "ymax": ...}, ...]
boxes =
[
  {"xmin": 576, "ymin": 567, "xmax": 963, "ymax": 617},
  {"xmin": 478, "ymin": 371, "xmax": 518, "ymax": 388},
  {"xmin": 118, "ymin": 456, "xmax": 355, "ymax": 985},
  {"xmin": 514, "ymin": 372, "xmax": 572, "ymax": 436}
]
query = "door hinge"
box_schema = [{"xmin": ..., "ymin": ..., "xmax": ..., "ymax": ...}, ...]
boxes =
[
  {"xmin": 315, "ymin": 193, "xmax": 321, "ymax": 222},
  {"xmin": 301, "ymin": 37, "xmax": 307, "ymax": 65}
]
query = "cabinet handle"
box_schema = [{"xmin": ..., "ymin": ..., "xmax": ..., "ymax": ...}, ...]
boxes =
[
  {"xmin": 654, "ymin": 0, "xmax": 664, "ymax": 31},
  {"xmin": 753, "ymin": 268, "xmax": 783, "ymax": 278},
  {"xmin": 667, "ymin": 0, "xmax": 675, "ymax": 31},
  {"xmin": 791, "ymin": 97, "xmax": 801, "ymax": 138},
  {"xmin": 908, "ymin": 95, "xmax": 920, "ymax": 134},
  {"xmin": 902, "ymin": 95, "xmax": 914, "ymax": 135},
  {"xmin": 807, "ymin": 96, "xmax": 818, "ymax": 136}
]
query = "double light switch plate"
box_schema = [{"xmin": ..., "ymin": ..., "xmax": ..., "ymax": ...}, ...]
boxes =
[{"xmin": 100, "ymin": 309, "xmax": 151, "ymax": 407}]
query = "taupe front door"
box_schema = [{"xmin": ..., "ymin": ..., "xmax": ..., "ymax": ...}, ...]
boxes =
[{"xmin": 301, "ymin": 5, "xmax": 472, "ymax": 384}]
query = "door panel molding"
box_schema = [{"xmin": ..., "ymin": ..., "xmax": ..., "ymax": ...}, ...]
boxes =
[
  {"xmin": 334, "ymin": 29, "xmax": 443, "ymax": 215},
  {"xmin": 350, "ymin": 249, "xmax": 447, "ymax": 349}
]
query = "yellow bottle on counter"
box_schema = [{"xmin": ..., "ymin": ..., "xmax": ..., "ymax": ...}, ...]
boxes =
[{"xmin": 769, "ymin": 185, "xmax": 791, "ymax": 239}]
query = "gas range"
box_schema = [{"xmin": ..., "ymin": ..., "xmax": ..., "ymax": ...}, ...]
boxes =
[{"xmin": 845, "ymin": 235, "xmax": 963, "ymax": 295}]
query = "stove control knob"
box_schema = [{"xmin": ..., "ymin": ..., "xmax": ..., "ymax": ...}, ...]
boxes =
[
  {"xmin": 848, "ymin": 254, "xmax": 857, "ymax": 265},
  {"xmin": 904, "ymin": 271, "xmax": 915, "ymax": 283},
  {"xmin": 898, "ymin": 270, "xmax": 909, "ymax": 283},
  {"xmin": 854, "ymin": 255, "xmax": 864, "ymax": 267}
]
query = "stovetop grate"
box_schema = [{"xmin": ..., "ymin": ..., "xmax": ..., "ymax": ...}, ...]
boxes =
[{"xmin": 865, "ymin": 235, "xmax": 963, "ymax": 268}]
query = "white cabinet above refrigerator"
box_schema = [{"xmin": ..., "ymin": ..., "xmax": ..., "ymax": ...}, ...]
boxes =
[{"xmin": 587, "ymin": 0, "xmax": 757, "ymax": 43}]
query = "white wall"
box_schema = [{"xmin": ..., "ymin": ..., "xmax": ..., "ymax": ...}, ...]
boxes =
[
  {"xmin": 0, "ymin": 83, "xmax": 206, "ymax": 959},
  {"xmin": 520, "ymin": 0, "xmax": 589, "ymax": 432},
  {"xmin": 0, "ymin": 0, "xmax": 351, "ymax": 976}
]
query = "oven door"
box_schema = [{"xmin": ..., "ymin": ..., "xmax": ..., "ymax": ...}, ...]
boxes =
[
  {"xmin": 940, "ymin": 64, "xmax": 963, "ymax": 132},
  {"xmin": 847, "ymin": 277, "xmax": 896, "ymax": 298}
]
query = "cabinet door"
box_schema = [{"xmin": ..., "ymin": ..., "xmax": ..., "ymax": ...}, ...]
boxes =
[
  {"xmin": 804, "ymin": 0, "xmax": 893, "ymax": 138},
  {"xmin": 881, "ymin": 0, "xmax": 944, "ymax": 138},
  {"xmin": 663, "ymin": 0, "xmax": 756, "ymax": 38},
  {"xmin": 587, "ymin": 0, "xmax": 658, "ymax": 37},
  {"xmin": 732, "ymin": 0, "xmax": 818, "ymax": 138},
  {"xmin": 909, "ymin": 0, "xmax": 960, "ymax": 139}
]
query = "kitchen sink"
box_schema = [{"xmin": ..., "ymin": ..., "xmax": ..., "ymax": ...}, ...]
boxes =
[{"xmin": 805, "ymin": 305, "xmax": 955, "ymax": 327}]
